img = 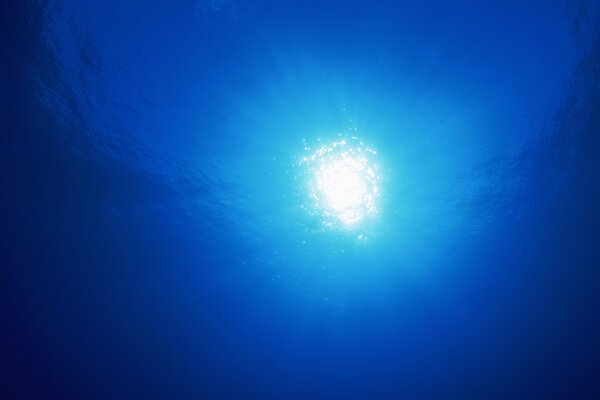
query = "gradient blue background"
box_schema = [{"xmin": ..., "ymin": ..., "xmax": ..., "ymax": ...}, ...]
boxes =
[{"xmin": 2, "ymin": 0, "xmax": 600, "ymax": 398}]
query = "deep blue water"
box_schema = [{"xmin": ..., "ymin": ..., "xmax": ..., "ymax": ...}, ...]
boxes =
[{"xmin": 3, "ymin": 0, "xmax": 600, "ymax": 398}]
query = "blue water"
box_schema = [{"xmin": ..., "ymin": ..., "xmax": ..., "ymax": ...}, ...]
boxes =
[{"xmin": 3, "ymin": 0, "xmax": 600, "ymax": 398}]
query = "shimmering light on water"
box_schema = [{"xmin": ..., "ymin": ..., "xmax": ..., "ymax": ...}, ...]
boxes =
[{"xmin": 300, "ymin": 137, "xmax": 380, "ymax": 227}]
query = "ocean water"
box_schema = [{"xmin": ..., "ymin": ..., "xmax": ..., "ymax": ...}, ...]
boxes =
[{"xmin": 3, "ymin": 0, "xmax": 600, "ymax": 398}]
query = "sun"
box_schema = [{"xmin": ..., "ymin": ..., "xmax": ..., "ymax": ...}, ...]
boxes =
[{"xmin": 300, "ymin": 137, "xmax": 380, "ymax": 227}]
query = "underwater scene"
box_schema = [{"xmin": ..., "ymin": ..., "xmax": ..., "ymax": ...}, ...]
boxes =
[{"xmin": 3, "ymin": 0, "xmax": 600, "ymax": 398}]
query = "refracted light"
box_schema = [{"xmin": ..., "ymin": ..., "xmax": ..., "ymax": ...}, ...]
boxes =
[{"xmin": 300, "ymin": 137, "xmax": 380, "ymax": 227}]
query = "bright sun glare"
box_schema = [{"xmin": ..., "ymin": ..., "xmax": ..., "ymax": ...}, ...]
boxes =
[{"xmin": 300, "ymin": 137, "xmax": 380, "ymax": 227}]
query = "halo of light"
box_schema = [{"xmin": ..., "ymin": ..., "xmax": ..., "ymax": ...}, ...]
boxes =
[{"xmin": 299, "ymin": 136, "xmax": 380, "ymax": 228}]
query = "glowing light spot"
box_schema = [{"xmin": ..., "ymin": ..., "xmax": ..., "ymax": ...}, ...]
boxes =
[{"xmin": 299, "ymin": 136, "xmax": 380, "ymax": 227}]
